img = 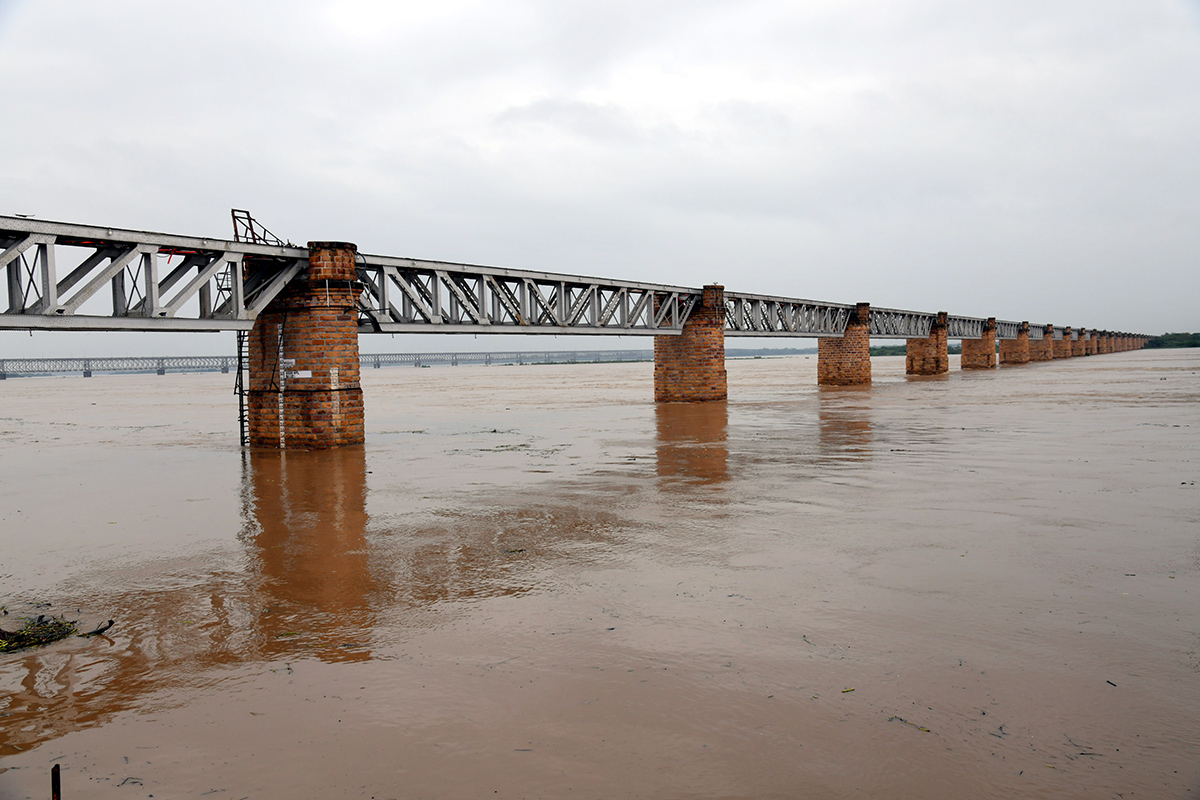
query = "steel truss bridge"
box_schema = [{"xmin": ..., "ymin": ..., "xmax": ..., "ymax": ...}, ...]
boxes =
[{"xmin": 2, "ymin": 215, "xmax": 1101, "ymax": 340}]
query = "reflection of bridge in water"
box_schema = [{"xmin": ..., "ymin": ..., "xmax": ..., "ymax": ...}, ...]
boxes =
[
  {"xmin": 1, "ymin": 214, "xmax": 1149, "ymax": 449},
  {"xmin": 2, "ymin": 407, "xmax": 735, "ymax": 754}
]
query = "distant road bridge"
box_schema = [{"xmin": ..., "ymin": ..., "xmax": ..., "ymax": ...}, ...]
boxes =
[{"xmin": 1, "ymin": 215, "xmax": 1149, "ymax": 449}]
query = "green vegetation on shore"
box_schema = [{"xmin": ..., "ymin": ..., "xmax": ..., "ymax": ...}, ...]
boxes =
[
  {"xmin": 1146, "ymin": 333, "xmax": 1200, "ymax": 348},
  {"xmin": 870, "ymin": 344, "xmax": 962, "ymax": 356}
]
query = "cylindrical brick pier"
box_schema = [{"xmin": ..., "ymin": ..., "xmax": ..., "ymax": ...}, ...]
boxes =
[
  {"xmin": 247, "ymin": 241, "xmax": 365, "ymax": 449},
  {"xmin": 818, "ymin": 303, "xmax": 872, "ymax": 385},
  {"xmin": 654, "ymin": 284, "xmax": 727, "ymax": 402}
]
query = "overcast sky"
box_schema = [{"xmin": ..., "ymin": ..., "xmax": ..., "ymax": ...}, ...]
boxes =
[{"xmin": 2, "ymin": 0, "xmax": 1198, "ymax": 356}]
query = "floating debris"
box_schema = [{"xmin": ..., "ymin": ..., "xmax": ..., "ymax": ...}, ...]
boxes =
[
  {"xmin": 887, "ymin": 715, "xmax": 931, "ymax": 732},
  {"xmin": 0, "ymin": 616, "xmax": 77, "ymax": 652}
]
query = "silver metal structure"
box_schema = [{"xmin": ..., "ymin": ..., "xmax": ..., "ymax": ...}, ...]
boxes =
[
  {"xmin": 355, "ymin": 253, "xmax": 698, "ymax": 336},
  {"xmin": 869, "ymin": 307, "xmax": 935, "ymax": 339},
  {"xmin": 2, "ymin": 215, "xmax": 1134, "ymax": 341},
  {"xmin": 723, "ymin": 293, "xmax": 852, "ymax": 337},
  {"xmin": 1, "ymin": 216, "xmax": 306, "ymax": 331},
  {"xmin": 995, "ymin": 320, "xmax": 1023, "ymax": 340}
]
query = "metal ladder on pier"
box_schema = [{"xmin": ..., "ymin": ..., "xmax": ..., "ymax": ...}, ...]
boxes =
[{"xmin": 235, "ymin": 331, "xmax": 248, "ymax": 447}]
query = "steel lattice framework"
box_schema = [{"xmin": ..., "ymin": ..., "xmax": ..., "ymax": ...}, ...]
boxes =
[
  {"xmin": 1, "ymin": 216, "xmax": 305, "ymax": 331},
  {"xmin": 995, "ymin": 320, "xmax": 1023, "ymax": 340},
  {"xmin": 2, "ymin": 215, "xmax": 1134, "ymax": 340},
  {"xmin": 722, "ymin": 293, "xmax": 853, "ymax": 338},
  {"xmin": 355, "ymin": 254, "xmax": 698, "ymax": 336}
]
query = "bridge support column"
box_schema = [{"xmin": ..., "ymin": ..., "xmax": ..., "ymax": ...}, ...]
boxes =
[
  {"xmin": 906, "ymin": 311, "xmax": 949, "ymax": 375},
  {"xmin": 247, "ymin": 241, "xmax": 365, "ymax": 449},
  {"xmin": 1072, "ymin": 328, "xmax": 1087, "ymax": 357},
  {"xmin": 1054, "ymin": 327, "xmax": 1073, "ymax": 359},
  {"xmin": 999, "ymin": 322, "xmax": 1030, "ymax": 365},
  {"xmin": 961, "ymin": 317, "xmax": 997, "ymax": 369},
  {"xmin": 1029, "ymin": 326, "xmax": 1055, "ymax": 361},
  {"xmin": 654, "ymin": 284, "xmax": 727, "ymax": 402},
  {"xmin": 1085, "ymin": 330, "xmax": 1098, "ymax": 355},
  {"xmin": 818, "ymin": 303, "xmax": 871, "ymax": 385},
  {"xmin": 1097, "ymin": 333, "xmax": 1109, "ymax": 354}
]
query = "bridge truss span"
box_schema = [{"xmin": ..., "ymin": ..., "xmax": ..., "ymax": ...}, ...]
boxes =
[
  {"xmin": 355, "ymin": 254, "xmax": 701, "ymax": 335},
  {"xmin": 995, "ymin": 320, "xmax": 1023, "ymax": 340},
  {"xmin": 722, "ymin": 293, "xmax": 853, "ymax": 337},
  {"xmin": 869, "ymin": 307, "xmax": 935, "ymax": 339},
  {"xmin": 946, "ymin": 315, "xmax": 988, "ymax": 340},
  {"xmin": 0, "ymin": 216, "xmax": 307, "ymax": 331}
]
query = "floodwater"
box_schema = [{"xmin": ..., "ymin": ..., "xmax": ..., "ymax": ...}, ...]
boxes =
[{"xmin": 0, "ymin": 350, "xmax": 1197, "ymax": 799}]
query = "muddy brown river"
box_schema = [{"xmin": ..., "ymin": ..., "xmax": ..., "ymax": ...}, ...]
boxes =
[{"xmin": 1, "ymin": 350, "xmax": 1197, "ymax": 799}]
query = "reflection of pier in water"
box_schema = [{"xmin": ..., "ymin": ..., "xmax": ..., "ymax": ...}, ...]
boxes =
[
  {"xmin": 818, "ymin": 387, "xmax": 873, "ymax": 461},
  {"xmin": 0, "ymin": 446, "xmax": 637, "ymax": 756},
  {"xmin": 654, "ymin": 402, "xmax": 729, "ymax": 485},
  {"xmin": 244, "ymin": 448, "xmax": 375, "ymax": 662}
]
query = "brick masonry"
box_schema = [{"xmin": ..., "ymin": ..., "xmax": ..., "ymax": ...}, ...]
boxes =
[
  {"xmin": 1054, "ymin": 327, "xmax": 1074, "ymax": 359},
  {"xmin": 999, "ymin": 323, "xmax": 1030, "ymax": 365},
  {"xmin": 247, "ymin": 241, "xmax": 365, "ymax": 449},
  {"xmin": 961, "ymin": 317, "xmax": 998, "ymax": 369},
  {"xmin": 1072, "ymin": 328, "xmax": 1087, "ymax": 357},
  {"xmin": 654, "ymin": 284, "xmax": 728, "ymax": 402},
  {"xmin": 906, "ymin": 311, "xmax": 949, "ymax": 375},
  {"xmin": 1029, "ymin": 326, "xmax": 1055, "ymax": 361},
  {"xmin": 818, "ymin": 303, "xmax": 872, "ymax": 385}
]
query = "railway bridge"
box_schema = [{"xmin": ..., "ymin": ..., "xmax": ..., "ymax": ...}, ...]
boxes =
[{"xmin": 1, "ymin": 215, "xmax": 1148, "ymax": 449}]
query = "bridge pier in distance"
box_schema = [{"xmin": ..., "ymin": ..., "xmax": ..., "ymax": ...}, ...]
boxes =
[
  {"xmin": 247, "ymin": 241, "xmax": 365, "ymax": 449},
  {"xmin": 999, "ymin": 322, "xmax": 1030, "ymax": 365},
  {"xmin": 654, "ymin": 284, "xmax": 727, "ymax": 402},
  {"xmin": 817, "ymin": 302, "xmax": 871, "ymax": 385},
  {"xmin": 961, "ymin": 317, "xmax": 997, "ymax": 369},
  {"xmin": 1054, "ymin": 327, "xmax": 1074, "ymax": 359},
  {"xmin": 1029, "ymin": 325, "xmax": 1055, "ymax": 361},
  {"xmin": 906, "ymin": 311, "xmax": 949, "ymax": 375},
  {"xmin": 1072, "ymin": 328, "xmax": 1087, "ymax": 357}
]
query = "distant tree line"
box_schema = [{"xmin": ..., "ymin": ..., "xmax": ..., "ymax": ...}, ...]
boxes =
[
  {"xmin": 870, "ymin": 344, "xmax": 962, "ymax": 356},
  {"xmin": 1145, "ymin": 333, "xmax": 1200, "ymax": 348}
]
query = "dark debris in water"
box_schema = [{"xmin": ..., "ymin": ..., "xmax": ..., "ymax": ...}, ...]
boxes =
[{"xmin": 0, "ymin": 616, "xmax": 77, "ymax": 652}]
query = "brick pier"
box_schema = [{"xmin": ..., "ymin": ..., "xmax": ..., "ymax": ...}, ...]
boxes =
[
  {"xmin": 999, "ymin": 322, "xmax": 1030, "ymax": 365},
  {"xmin": 654, "ymin": 284, "xmax": 727, "ymax": 402},
  {"xmin": 906, "ymin": 311, "xmax": 949, "ymax": 375},
  {"xmin": 1054, "ymin": 327, "xmax": 1074, "ymax": 359},
  {"xmin": 1029, "ymin": 325, "xmax": 1055, "ymax": 361},
  {"xmin": 961, "ymin": 317, "xmax": 997, "ymax": 370},
  {"xmin": 1072, "ymin": 328, "xmax": 1087, "ymax": 357},
  {"xmin": 247, "ymin": 242, "xmax": 365, "ymax": 449},
  {"xmin": 818, "ymin": 303, "xmax": 872, "ymax": 385}
]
